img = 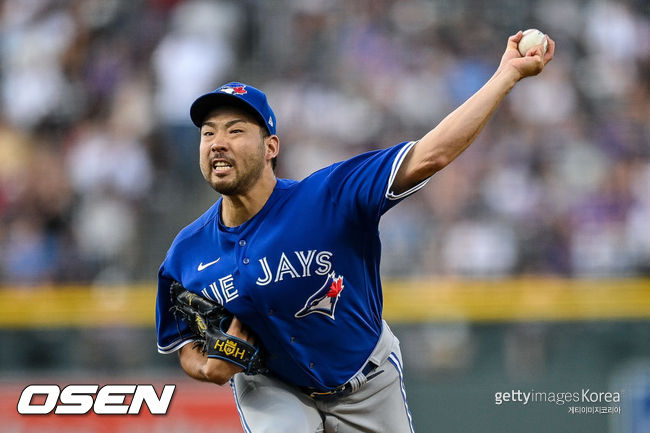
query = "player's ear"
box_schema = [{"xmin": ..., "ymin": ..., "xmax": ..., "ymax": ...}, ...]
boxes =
[{"xmin": 265, "ymin": 135, "xmax": 280, "ymax": 162}]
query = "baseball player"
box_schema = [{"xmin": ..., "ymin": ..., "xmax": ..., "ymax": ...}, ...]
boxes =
[{"xmin": 155, "ymin": 31, "xmax": 555, "ymax": 432}]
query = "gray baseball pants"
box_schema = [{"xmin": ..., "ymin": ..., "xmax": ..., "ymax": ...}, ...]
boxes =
[{"xmin": 230, "ymin": 321, "xmax": 415, "ymax": 433}]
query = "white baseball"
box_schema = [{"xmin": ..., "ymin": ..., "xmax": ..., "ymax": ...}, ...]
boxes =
[{"xmin": 518, "ymin": 29, "xmax": 547, "ymax": 56}]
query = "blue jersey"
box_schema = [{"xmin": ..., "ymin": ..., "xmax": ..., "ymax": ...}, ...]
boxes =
[{"xmin": 156, "ymin": 141, "xmax": 428, "ymax": 390}]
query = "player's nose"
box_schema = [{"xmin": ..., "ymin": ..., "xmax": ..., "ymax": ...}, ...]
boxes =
[{"xmin": 209, "ymin": 134, "xmax": 229, "ymax": 152}]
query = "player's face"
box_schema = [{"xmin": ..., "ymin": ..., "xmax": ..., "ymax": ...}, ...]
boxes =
[{"xmin": 199, "ymin": 108, "xmax": 268, "ymax": 195}]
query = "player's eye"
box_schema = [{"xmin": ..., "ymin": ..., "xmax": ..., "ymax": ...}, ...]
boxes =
[
  {"xmin": 202, "ymin": 131, "xmax": 214, "ymax": 137},
  {"xmin": 230, "ymin": 129, "xmax": 243, "ymax": 134}
]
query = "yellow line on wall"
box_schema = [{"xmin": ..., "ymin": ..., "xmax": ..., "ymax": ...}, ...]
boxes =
[
  {"xmin": 382, "ymin": 278, "xmax": 650, "ymax": 322},
  {"xmin": 0, "ymin": 279, "xmax": 649, "ymax": 327},
  {"xmin": 0, "ymin": 284, "xmax": 156, "ymax": 327}
]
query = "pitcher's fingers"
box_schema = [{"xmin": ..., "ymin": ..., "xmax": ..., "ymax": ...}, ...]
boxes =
[
  {"xmin": 507, "ymin": 31, "xmax": 523, "ymax": 50},
  {"xmin": 543, "ymin": 35, "xmax": 556, "ymax": 64}
]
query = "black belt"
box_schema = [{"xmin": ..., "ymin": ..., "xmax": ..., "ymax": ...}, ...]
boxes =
[{"xmin": 303, "ymin": 361, "xmax": 378, "ymax": 400}]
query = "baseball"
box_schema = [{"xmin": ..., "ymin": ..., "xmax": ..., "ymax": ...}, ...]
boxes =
[{"xmin": 518, "ymin": 28, "xmax": 548, "ymax": 56}]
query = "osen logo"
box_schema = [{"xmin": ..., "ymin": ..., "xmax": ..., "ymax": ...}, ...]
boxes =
[{"xmin": 17, "ymin": 384, "xmax": 175, "ymax": 415}]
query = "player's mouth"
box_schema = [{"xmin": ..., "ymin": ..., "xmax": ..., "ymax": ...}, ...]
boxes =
[{"xmin": 211, "ymin": 158, "xmax": 233, "ymax": 174}]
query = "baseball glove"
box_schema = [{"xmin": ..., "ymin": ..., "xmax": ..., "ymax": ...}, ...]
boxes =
[{"xmin": 169, "ymin": 281, "xmax": 266, "ymax": 375}]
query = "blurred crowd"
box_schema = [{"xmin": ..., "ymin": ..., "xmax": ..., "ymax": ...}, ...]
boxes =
[{"xmin": 0, "ymin": 0, "xmax": 648, "ymax": 285}]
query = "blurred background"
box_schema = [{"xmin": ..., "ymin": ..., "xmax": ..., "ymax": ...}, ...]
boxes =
[{"xmin": 0, "ymin": 0, "xmax": 648, "ymax": 432}]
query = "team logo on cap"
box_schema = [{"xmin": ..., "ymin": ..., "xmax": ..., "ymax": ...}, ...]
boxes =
[
  {"xmin": 219, "ymin": 84, "xmax": 247, "ymax": 95},
  {"xmin": 295, "ymin": 272, "xmax": 344, "ymax": 320}
]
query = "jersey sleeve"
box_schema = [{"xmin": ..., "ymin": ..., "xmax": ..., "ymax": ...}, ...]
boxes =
[
  {"xmin": 324, "ymin": 141, "xmax": 430, "ymax": 224},
  {"xmin": 155, "ymin": 265, "xmax": 196, "ymax": 354}
]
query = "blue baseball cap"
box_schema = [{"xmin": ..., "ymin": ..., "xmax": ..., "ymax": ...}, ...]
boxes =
[{"xmin": 189, "ymin": 82, "xmax": 276, "ymax": 135}]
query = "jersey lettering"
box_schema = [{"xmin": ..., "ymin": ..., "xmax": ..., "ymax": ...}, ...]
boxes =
[
  {"xmin": 256, "ymin": 257, "xmax": 273, "ymax": 286},
  {"xmin": 207, "ymin": 282, "xmax": 224, "ymax": 304},
  {"xmin": 275, "ymin": 252, "xmax": 300, "ymax": 282},
  {"xmin": 202, "ymin": 276, "xmax": 237, "ymax": 304},
  {"xmin": 315, "ymin": 251, "xmax": 332, "ymax": 275},
  {"xmin": 255, "ymin": 250, "xmax": 333, "ymax": 286},
  {"xmin": 295, "ymin": 250, "xmax": 316, "ymax": 277},
  {"xmin": 219, "ymin": 274, "xmax": 238, "ymax": 302}
]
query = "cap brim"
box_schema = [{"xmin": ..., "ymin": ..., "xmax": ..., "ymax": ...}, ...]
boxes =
[{"xmin": 190, "ymin": 92, "xmax": 267, "ymax": 130}]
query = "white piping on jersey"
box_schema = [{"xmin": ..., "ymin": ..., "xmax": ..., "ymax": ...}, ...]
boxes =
[
  {"xmin": 385, "ymin": 140, "xmax": 431, "ymax": 201},
  {"xmin": 157, "ymin": 337, "xmax": 195, "ymax": 354}
]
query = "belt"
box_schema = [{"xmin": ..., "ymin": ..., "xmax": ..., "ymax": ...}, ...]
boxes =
[{"xmin": 303, "ymin": 361, "xmax": 378, "ymax": 400}]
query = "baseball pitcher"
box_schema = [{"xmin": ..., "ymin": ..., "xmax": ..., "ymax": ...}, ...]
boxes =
[{"xmin": 155, "ymin": 31, "xmax": 555, "ymax": 432}]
